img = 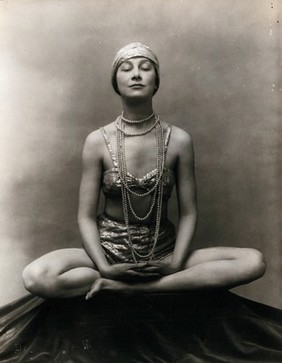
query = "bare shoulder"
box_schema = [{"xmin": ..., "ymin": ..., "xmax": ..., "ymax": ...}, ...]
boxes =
[
  {"xmin": 82, "ymin": 128, "xmax": 105, "ymax": 164},
  {"xmin": 84, "ymin": 121, "xmax": 114, "ymax": 147},
  {"xmin": 84, "ymin": 128, "xmax": 103, "ymax": 149},
  {"xmin": 82, "ymin": 121, "xmax": 116, "ymax": 162},
  {"xmin": 169, "ymin": 124, "xmax": 193, "ymax": 152}
]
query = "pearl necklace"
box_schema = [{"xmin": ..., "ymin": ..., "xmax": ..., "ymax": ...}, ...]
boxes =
[
  {"xmin": 116, "ymin": 114, "xmax": 160, "ymax": 137},
  {"xmin": 121, "ymin": 111, "xmax": 155, "ymax": 124},
  {"xmin": 116, "ymin": 116, "xmax": 165, "ymax": 262},
  {"xmin": 116, "ymin": 117, "xmax": 165, "ymax": 198}
]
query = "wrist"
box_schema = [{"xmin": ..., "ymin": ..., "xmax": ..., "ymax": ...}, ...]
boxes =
[
  {"xmin": 169, "ymin": 259, "xmax": 183, "ymax": 272},
  {"xmin": 97, "ymin": 263, "xmax": 111, "ymax": 277}
]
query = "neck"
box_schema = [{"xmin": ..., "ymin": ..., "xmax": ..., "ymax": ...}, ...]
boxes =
[{"xmin": 121, "ymin": 98, "xmax": 154, "ymax": 120}]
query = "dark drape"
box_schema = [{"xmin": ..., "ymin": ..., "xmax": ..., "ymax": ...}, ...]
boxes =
[{"xmin": 1, "ymin": 291, "xmax": 282, "ymax": 362}]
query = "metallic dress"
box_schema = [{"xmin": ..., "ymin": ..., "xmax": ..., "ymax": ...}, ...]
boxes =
[
  {"xmin": 99, "ymin": 126, "xmax": 176, "ymax": 263},
  {"xmin": 97, "ymin": 213, "xmax": 176, "ymax": 264}
]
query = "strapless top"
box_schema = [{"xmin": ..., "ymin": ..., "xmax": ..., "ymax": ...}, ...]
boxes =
[{"xmin": 100, "ymin": 126, "xmax": 176, "ymax": 199}]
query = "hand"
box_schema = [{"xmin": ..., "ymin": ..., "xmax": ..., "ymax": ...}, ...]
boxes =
[
  {"xmin": 100, "ymin": 263, "xmax": 162, "ymax": 282},
  {"xmin": 145, "ymin": 261, "xmax": 181, "ymax": 276}
]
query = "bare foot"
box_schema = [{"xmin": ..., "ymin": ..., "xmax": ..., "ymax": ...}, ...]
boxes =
[{"xmin": 86, "ymin": 278, "xmax": 129, "ymax": 299}]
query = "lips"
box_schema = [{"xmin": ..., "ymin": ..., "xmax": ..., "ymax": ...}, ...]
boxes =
[{"xmin": 130, "ymin": 84, "xmax": 145, "ymax": 88}]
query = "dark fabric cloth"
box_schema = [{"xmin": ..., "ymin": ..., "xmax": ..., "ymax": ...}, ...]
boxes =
[{"xmin": 1, "ymin": 290, "xmax": 282, "ymax": 363}]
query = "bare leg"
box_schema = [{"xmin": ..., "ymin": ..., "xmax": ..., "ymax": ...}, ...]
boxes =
[
  {"xmin": 22, "ymin": 248, "xmax": 100, "ymax": 298},
  {"xmin": 90, "ymin": 247, "xmax": 266, "ymax": 295}
]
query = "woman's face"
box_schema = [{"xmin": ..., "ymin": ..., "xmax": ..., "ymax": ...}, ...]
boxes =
[{"xmin": 116, "ymin": 57, "xmax": 157, "ymax": 99}]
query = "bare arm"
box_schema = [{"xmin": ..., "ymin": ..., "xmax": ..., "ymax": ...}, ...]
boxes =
[
  {"xmin": 77, "ymin": 131, "xmax": 109, "ymax": 272},
  {"xmin": 122, "ymin": 127, "xmax": 196, "ymax": 277},
  {"xmin": 170, "ymin": 128, "xmax": 197, "ymax": 270},
  {"xmin": 148, "ymin": 128, "xmax": 197, "ymax": 275}
]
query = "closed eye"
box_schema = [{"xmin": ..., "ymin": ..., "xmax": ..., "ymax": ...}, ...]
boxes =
[
  {"xmin": 121, "ymin": 66, "xmax": 132, "ymax": 72},
  {"xmin": 119, "ymin": 61, "xmax": 133, "ymax": 72},
  {"xmin": 140, "ymin": 60, "xmax": 153, "ymax": 71},
  {"xmin": 141, "ymin": 66, "xmax": 152, "ymax": 71}
]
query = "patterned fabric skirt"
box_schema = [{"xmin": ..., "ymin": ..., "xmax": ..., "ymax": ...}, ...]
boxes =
[{"xmin": 97, "ymin": 213, "xmax": 176, "ymax": 264}]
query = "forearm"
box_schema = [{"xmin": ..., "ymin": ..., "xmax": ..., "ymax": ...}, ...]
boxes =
[
  {"xmin": 170, "ymin": 213, "xmax": 197, "ymax": 269},
  {"xmin": 78, "ymin": 217, "xmax": 110, "ymax": 272}
]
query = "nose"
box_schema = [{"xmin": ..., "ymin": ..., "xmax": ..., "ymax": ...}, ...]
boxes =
[{"xmin": 131, "ymin": 66, "xmax": 141, "ymax": 80}]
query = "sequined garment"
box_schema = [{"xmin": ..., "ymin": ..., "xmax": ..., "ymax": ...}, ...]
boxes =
[
  {"xmin": 97, "ymin": 213, "xmax": 176, "ymax": 264},
  {"xmin": 102, "ymin": 167, "xmax": 175, "ymax": 199}
]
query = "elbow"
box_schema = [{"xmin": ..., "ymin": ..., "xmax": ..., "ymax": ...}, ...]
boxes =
[
  {"xmin": 179, "ymin": 209, "xmax": 198, "ymax": 223},
  {"xmin": 77, "ymin": 215, "xmax": 84, "ymax": 230},
  {"xmin": 77, "ymin": 213, "xmax": 98, "ymax": 246},
  {"xmin": 77, "ymin": 208, "xmax": 86, "ymax": 224},
  {"xmin": 178, "ymin": 211, "xmax": 198, "ymax": 234},
  {"xmin": 77, "ymin": 211, "xmax": 95, "ymax": 226},
  {"xmin": 77, "ymin": 213, "xmax": 85, "ymax": 227}
]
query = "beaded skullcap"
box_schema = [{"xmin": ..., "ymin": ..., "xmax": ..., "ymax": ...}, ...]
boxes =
[{"xmin": 111, "ymin": 42, "xmax": 160, "ymax": 95}]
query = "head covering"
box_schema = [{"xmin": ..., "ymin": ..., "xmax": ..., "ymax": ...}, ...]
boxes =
[{"xmin": 111, "ymin": 42, "xmax": 160, "ymax": 95}]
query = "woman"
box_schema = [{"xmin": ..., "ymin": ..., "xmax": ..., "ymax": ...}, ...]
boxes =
[{"xmin": 22, "ymin": 42, "xmax": 265, "ymax": 301}]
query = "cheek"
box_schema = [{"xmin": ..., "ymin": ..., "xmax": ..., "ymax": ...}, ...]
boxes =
[
  {"xmin": 145, "ymin": 69, "xmax": 157, "ymax": 85},
  {"xmin": 116, "ymin": 75, "xmax": 127, "ymax": 91},
  {"xmin": 147, "ymin": 73, "xmax": 157, "ymax": 89}
]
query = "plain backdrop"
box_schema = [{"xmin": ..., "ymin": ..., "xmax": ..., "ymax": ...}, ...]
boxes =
[{"xmin": 0, "ymin": 0, "xmax": 281, "ymax": 308}]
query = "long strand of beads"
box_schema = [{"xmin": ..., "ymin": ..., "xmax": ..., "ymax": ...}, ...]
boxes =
[
  {"xmin": 116, "ymin": 116, "xmax": 165, "ymax": 261},
  {"xmin": 116, "ymin": 120, "xmax": 165, "ymax": 197},
  {"xmin": 121, "ymin": 180, "xmax": 163, "ymax": 261},
  {"xmin": 124, "ymin": 122, "xmax": 165, "ymax": 221},
  {"xmin": 127, "ymin": 181, "xmax": 164, "ymax": 261},
  {"xmin": 121, "ymin": 111, "xmax": 155, "ymax": 124},
  {"xmin": 120, "ymin": 183, "xmax": 137, "ymax": 262},
  {"xmin": 117, "ymin": 121, "xmax": 165, "ymax": 220},
  {"xmin": 126, "ymin": 187, "xmax": 158, "ymax": 221}
]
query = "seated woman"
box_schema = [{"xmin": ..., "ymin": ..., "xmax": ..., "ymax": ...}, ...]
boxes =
[{"xmin": 22, "ymin": 42, "xmax": 266, "ymax": 300}]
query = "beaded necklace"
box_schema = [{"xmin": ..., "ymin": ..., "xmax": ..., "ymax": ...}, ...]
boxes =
[
  {"xmin": 121, "ymin": 111, "xmax": 155, "ymax": 124},
  {"xmin": 116, "ymin": 114, "xmax": 160, "ymax": 137},
  {"xmin": 115, "ymin": 114, "xmax": 165, "ymax": 262}
]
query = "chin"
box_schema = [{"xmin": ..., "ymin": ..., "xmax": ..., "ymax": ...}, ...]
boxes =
[{"xmin": 122, "ymin": 91, "xmax": 154, "ymax": 100}]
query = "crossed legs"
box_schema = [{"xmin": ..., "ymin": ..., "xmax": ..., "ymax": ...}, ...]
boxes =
[{"xmin": 22, "ymin": 246, "xmax": 265, "ymax": 299}]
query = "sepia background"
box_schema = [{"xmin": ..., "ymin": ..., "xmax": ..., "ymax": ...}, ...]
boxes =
[{"xmin": 0, "ymin": 0, "xmax": 281, "ymax": 308}]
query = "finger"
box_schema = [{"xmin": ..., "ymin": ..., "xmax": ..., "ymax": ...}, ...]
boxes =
[
  {"xmin": 146, "ymin": 261, "xmax": 164, "ymax": 267},
  {"xmin": 115, "ymin": 263, "xmax": 139, "ymax": 269},
  {"xmin": 130, "ymin": 263, "xmax": 148, "ymax": 270},
  {"xmin": 135, "ymin": 266, "xmax": 160, "ymax": 273},
  {"xmin": 144, "ymin": 266, "xmax": 160, "ymax": 272}
]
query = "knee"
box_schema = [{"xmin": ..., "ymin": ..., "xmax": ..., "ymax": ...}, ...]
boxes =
[
  {"xmin": 243, "ymin": 248, "xmax": 266, "ymax": 280},
  {"xmin": 22, "ymin": 263, "xmax": 59, "ymax": 298}
]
